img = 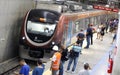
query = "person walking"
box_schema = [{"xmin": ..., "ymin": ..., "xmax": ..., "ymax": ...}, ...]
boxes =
[
  {"xmin": 84, "ymin": 24, "xmax": 93, "ymax": 49},
  {"xmin": 66, "ymin": 42, "xmax": 82, "ymax": 73},
  {"xmin": 15, "ymin": 59, "xmax": 30, "ymax": 75},
  {"xmin": 100, "ymin": 24, "xmax": 105, "ymax": 41},
  {"xmin": 105, "ymin": 20, "xmax": 109, "ymax": 33},
  {"xmin": 111, "ymin": 29, "xmax": 117, "ymax": 44},
  {"xmin": 78, "ymin": 63, "xmax": 91, "ymax": 75},
  {"xmin": 32, "ymin": 59, "xmax": 45, "ymax": 75},
  {"xmin": 96, "ymin": 26, "xmax": 101, "ymax": 39},
  {"xmin": 51, "ymin": 45, "xmax": 61, "ymax": 75},
  {"xmin": 59, "ymin": 45, "xmax": 68, "ymax": 75},
  {"xmin": 77, "ymin": 29, "xmax": 85, "ymax": 48}
]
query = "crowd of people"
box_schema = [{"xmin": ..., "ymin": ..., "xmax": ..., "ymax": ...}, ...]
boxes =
[{"xmin": 15, "ymin": 18, "xmax": 118, "ymax": 75}]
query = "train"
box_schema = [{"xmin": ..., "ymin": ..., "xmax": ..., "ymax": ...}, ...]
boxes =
[{"xmin": 19, "ymin": 1, "xmax": 117, "ymax": 60}]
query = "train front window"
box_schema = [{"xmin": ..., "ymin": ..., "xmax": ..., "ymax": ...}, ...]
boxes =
[
  {"xmin": 27, "ymin": 21, "xmax": 56, "ymax": 36},
  {"xmin": 26, "ymin": 9, "xmax": 60, "ymax": 43}
]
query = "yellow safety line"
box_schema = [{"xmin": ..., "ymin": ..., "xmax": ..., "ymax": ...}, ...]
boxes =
[
  {"xmin": 43, "ymin": 69, "xmax": 51, "ymax": 75},
  {"xmin": 29, "ymin": 69, "xmax": 51, "ymax": 75}
]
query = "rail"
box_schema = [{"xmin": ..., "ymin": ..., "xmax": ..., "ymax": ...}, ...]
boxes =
[{"xmin": 1, "ymin": 65, "xmax": 20, "ymax": 75}]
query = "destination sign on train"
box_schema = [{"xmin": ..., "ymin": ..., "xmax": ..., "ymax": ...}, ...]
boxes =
[{"xmin": 93, "ymin": 5, "xmax": 119, "ymax": 13}]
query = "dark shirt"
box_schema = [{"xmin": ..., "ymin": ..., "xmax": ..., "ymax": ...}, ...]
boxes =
[
  {"xmin": 19, "ymin": 64, "xmax": 30, "ymax": 75},
  {"xmin": 32, "ymin": 64, "xmax": 45, "ymax": 75},
  {"xmin": 86, "ymin": 27, "xmax": 92, "ymax": 36},
  {"xmin": 77, "ymin": 33, "xmax": 85, "ymax": 39},
  {"xmin": 61, "ymin": 49, "xmax": 68, "ymax": 61}
]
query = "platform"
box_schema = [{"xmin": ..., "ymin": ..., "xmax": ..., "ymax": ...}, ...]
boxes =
[{"xmin": 29, "ymin": 32, "xmax": 115, "ymax": 75}]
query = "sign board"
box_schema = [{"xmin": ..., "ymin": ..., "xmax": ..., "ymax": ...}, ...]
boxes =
[{"xmin": 93, "ymin": 5, "xmax": 119, "ymax": 13}]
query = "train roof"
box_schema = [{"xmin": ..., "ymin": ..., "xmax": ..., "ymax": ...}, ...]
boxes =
[{"xmin": 36, "ymin": 1, "xmax": 93, "ymax": 13}]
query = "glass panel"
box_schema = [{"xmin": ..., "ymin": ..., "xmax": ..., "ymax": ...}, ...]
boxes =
[
  {"xmin": 85, "ymin": 18, "xmax": 90, "ymax": 29},
  {"xmin": 27, "ymin": 21, "xmax": 56, "ymax": 36}
]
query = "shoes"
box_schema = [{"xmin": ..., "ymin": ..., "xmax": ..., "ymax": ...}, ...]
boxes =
[
  {"xmin": 80, "ymin": 52, "xmax": 82, "ymax": 54},
  {"xmin": 66, "ymin": 70, "xmax": 70, "ymax": 73},
  {"xmin": 84, "ymin": 47, "xmax": 89, "ymax": 49},
  {"xmin": 71, "ymin": 71, "xmax": 75, "ymax": 74}
]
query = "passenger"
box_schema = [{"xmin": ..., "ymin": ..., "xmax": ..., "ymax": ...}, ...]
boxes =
[
  {"xmin": 100, "ymin": 24, "xmax": 105, "ymax": 41},
  {"xmin": 90, "ymin": 24, "xmax": 94, "ymax": 45},
  {"xmin": 51, "ymin": 45, "xmax": 61, "ymax": 75},
  {"xmin": 84, "ymin": 24, "xmax": 93, "ymax": 49},
  {"xmin": 32, "ymin": 59, "xmax": 45, "ymax": 75},
  {"xmin": 78, "ymin": 63, "xmax": 91, "ymax": 75},
  {"xmin": 77, "ymin": 29, "xmax": 85, "ymax": 49},
  {"xmin": 66, "ymin": 41, "xmax": 81, "ymax": 73},
  {"xmin": 105, "ymin": 20, "xmax": 109, "ymax": 33},
  {"xmin": 59, "ymin": 45, "xmax": 68, "ymax": 75},
  {"xmin": 15, "ymin": 59, "xmax": 30, "ymax": 75},
  {"xmin": 111, "ymin": 29, "xmax": 117, "ymax": 44},
  {"xmin": 96, "ymin": 26, "xmax": 101, "ymax": 39}
]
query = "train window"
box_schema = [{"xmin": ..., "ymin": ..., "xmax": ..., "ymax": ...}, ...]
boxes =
[
  {"xmin": 90, "ymin": 17, "xmax": 94, "ymax": 25},
  {"xmin": 79, "ymin": 19, "xmax": 85, "ymax": 29},
  {"xmin": 94, "ymin": 17, "xmax": 97, "ymax": 26},
  {"xmin": 85, "ymin": 18, "xmax": 90, "ymax": 29},
  {"xmin": 97, "ymin": 16, "xmax": 101, "ymax": 25},
  {"xmin": 27, "ymin": 21, "xmax": 56, "ymax": 36},
  {"xmin": 75, "ymin": 21, "xmax": 79, "ymax": 33}
]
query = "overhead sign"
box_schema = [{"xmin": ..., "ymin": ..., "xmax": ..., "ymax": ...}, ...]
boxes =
[{"xmin": 93, "ymin": 5, "xmax": 119, "ymax": 13}]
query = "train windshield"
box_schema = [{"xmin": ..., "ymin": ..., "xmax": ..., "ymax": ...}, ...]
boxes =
[
  {"xmin": 27, "ymin": 21, "xmax": 56, "ymax": 36},
  {"xmin": 26, "ymin": 9, "xmax": 60, "ymax": 43}
]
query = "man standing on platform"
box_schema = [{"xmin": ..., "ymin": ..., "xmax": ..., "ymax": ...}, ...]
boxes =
[
  {"xmin": 51, "ymin": 45, "xmax": 61, "ymax": 75},
  {"xmin": 77, "ymin": 29, "xmax": 85, "ymax": 53},
  {"xmin": 66, "ymin": 42, "xmax": 81, "ymax": 73},
  {"xmin": 84, "ymin": 24, "xmax": 93, "ymax": 49},
  {"xmin": 77, "ymin": 29, "xmax": 85, "ymax": 47}
]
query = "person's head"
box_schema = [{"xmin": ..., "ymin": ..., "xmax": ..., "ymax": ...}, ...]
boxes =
[
  {"xmin": 60, "ymin": 44, "xmax": 65, "ymax": 50},
  {"xmin": 88, "ymin": 24, "xmax": 93, "ymax": 28},
  {"xmin": 80, "ymin": 29, "xmax": 84, "ymax": 32},
  {"xmin": 59, "ymin": 44, "xmax": 65, "ymax": 52},
  {"xmin": 84, "ymin": 63, "xmax": 90, "ymax": 70},
  {"xmin": 19, "ymin": 59, "xmax": 26, "ymax": 66},
  {"xmin": 52, "ymin": 45, "xmax": 59, "ymax": 52},
  {"xmin": 37, "ymin": 59, "xmax": 43, "ymax": 66}
]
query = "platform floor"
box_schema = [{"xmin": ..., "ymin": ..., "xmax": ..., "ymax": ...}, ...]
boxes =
[{"xmin": 39, "ymin": 32, "xmax": 115, "ymax": 75}]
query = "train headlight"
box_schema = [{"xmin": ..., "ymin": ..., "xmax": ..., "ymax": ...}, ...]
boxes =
[
  {"xmin": 22, "ymin": 37, "xmax": 25, "ymax": 40},
  {"xmin": 52, "ymin": 42, "xmax": 55, "ymax": 45}
]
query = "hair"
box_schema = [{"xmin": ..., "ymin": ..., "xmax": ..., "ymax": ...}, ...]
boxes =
[
  {"xmin": 37, "ymin": 59, "xmax": 43, "ymax": 65},
  {"xmin": 19, "ymin": 59, "xmax": 25, "ymax": 62},
  {"xmin": 60, "ymin": 44, "xmax": 65, "ymax": 50},
  {"xmin": 84, "ymin": 63, "xmax": 90, "ymax": 70},
  {"xmin": 80, "ymin": 29, "xmax": 83, "ymax": 31}
]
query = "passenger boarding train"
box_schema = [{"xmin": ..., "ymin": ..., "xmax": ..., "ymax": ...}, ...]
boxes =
[{"xmin": 19, "ymin": 1, "xmax": 117, "ymax": 60}]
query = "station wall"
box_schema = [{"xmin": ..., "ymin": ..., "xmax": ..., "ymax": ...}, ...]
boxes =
[{"xmin": 0, "ymin": 0, "xmax": 34, "ymax": 62}]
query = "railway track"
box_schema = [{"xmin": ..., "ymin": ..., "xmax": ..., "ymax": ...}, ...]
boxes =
[{"xmin": 1, "ymin": 65, "xmax": 20, "ymax": 75}]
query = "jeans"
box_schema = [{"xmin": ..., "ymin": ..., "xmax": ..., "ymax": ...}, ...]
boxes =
[
  {"xmin": 67, "ymin": 57, "xmax": 79, "ymax": 72},
  {"xmin": 59, "ymin": 61, "xmax": 64, "ymax": 75},
  {"xmin": 86, "ymin": 35, "xmax": 91, "ymax": 48},
  {"xmin": 91, "ymin": 36, "xmax": 93, "ymax": 45},
  {"xmin": 52, "ymin": 70, "xmax": 58, "ymax": 75}
]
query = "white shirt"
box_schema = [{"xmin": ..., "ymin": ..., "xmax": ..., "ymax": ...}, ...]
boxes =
[
  {"xmin": 78, "ymin": 69, "xmax": 91, "ymax": 75},
  {"xmin": 97, "ymin": 28, "xmax": 101, "ymax": 33},
  {"xmin": 52, "ymin": 55, "xmax": 57, "ymax": 62}
]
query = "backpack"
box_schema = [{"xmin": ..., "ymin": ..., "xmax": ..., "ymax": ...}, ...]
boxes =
[
  {"xmin": 69, "ymin": 45, "xmax": 81, "ymax": 58},
  {"xmin": 61, "ymin": 49, "xmax": 69, "ymax": 61}
]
